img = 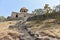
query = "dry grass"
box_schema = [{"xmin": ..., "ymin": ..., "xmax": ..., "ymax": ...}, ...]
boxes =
[
  {"xmin": 0, "ymin": 21, "xmax": 20, "ymax": 40},
  {"xmin": 25, "ymin": 19, "xmax": 60, "ymax": 38},
  {"xmin": 0, "ymin": 21, "xmax": 18, "ymax": 29},
  {"xmin": 0, "ymin": 29, "xmax": 20, "ymax": 40}
]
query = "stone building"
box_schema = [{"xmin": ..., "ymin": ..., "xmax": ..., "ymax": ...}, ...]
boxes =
[{"xmin": 8, "ymin": 7, "xmax": 34, "ymax": 21}]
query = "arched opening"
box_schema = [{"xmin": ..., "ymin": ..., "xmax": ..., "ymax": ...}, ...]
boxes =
[{"xmin": 16, "ymin": 14, "xmax": 18, "ymax": 18}]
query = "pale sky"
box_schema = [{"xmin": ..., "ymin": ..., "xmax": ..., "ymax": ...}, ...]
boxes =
[{"xmin": 0, "ymin": 0, "xmax": 60, "ymax": 17}]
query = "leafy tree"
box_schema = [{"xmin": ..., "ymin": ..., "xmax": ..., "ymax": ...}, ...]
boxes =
[
  {"xmin": 32, "ymin": 9, "xmax": 44, "ymax": 15},
  {"xmin": 44, "ymin": 4, "xmax": 49, "ymax": 9},
  {"xmin": 54, "ymin": 4, "xmax": 60, "ymax": 12},
  {"xmin": 0, "ymin": 16, "xmax": 6, "ymax": 22},
  {"xmin": 44, "ymin": 4, "xmax": 52, "ymax": 13}
]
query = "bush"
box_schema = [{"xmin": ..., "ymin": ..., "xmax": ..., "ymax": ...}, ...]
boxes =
[
  {"xmin": 0, "ymin": 16, "xmax": 6, "ymax": 22},
  {"xmin": 27, "ymin": 12, "xmax": 60, "ymax": 21}
]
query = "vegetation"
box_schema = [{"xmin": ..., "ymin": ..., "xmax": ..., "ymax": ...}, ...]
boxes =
[
  {"xmin": 0, "ymin": 21, "xmax": 20, "ymax": 40},
  {"xmin": 54, "ymin": 4, "xmax": 60, "ymax": 12},
  {"xmin": 27, "ymin": 12, "xmax": 60, "ymax": 21},
  {"xmin": 0, "ymin": 16, "xmax": 6, "ymax": 22},
  {"xmin": 26, "ymin": 11, "xmax": 60, "ymax": 39},
  {"xmin": 44, "ymin": 4, "xmax": 52, "ymax": 13},
  {"xmin": 32, "ymin": 9, "xmax": 43, "ymax": 15},
  {"xmin": 0, "ymin": 4, "xmax": 60, "ymax": 40},
  {"xmin": 32, "ymin": 4, "xmax": 52, "ymax": 15}
]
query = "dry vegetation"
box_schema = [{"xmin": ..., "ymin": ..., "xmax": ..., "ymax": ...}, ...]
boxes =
[
  {"xmin": 25, "ymin": 19, "xmax": 60, "ymax": 38},
  {"xmin": 0, "ymin": 21, "xmax": 20, "ymax": 40},
  {"xmin": 26, "ymin": 12, "xmax": 60, "ymax": 38}
]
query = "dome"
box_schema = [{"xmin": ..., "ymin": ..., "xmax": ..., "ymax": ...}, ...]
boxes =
[
  {"xmin": 21, "ymin": 7, "xmax": 27, "ymax": 9},
  {"xmin": 20, "ymin": 7, "xmax": 28, "ymax": 12}
]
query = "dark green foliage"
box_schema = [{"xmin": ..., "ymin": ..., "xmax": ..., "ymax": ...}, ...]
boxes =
[{"xmin": 27, "ymin": 12, "xmax": 60, "ymax": 21}]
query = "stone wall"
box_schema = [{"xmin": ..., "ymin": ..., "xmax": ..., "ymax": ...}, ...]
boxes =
[
  {"xmin": 8, "ymin": 12, "xmax": 34, "ymax": 21},
  {"xmin": 11, "ymin": 12, "xmax": 19, "ymax": 18}
]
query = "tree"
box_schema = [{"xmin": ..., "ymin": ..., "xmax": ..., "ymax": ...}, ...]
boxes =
[
  {"xmin": 54, "ymin": 4, "xmax": 60, "ymax": 12},
  {"xmin": 32, "ymin": 9, "xmax": 44, "ymax": 15},
  {"xmin": 44, "ymin": 4, "xmax": 52, "ymax": 13},
  {"xmin": 0, "ymin": 16, "xmax": 6, "ymax": 22},
  {"xmin": 44, "ymin": 4, "xmax": 49, "ymax": 9}
]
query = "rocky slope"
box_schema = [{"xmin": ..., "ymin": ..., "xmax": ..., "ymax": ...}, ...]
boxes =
[
  {"xmin": 0, "ymin": 12, "xmax": 60, "ymax": 40},
  {"xmin": 25, "ymin": 12, "xmax": 60, "ymax": 40},
  {"xmin": 25, "ymin": 19, "xmax": 60, "ymax": 40}
]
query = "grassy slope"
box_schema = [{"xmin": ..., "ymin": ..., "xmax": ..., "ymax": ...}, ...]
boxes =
[
  {"xmin": 25, "ymin": 12, "xmax": 60, "ymax": 38},
  {"xmin": 0, "ymin": 21, "xmax": 20, "ymax": 40}
]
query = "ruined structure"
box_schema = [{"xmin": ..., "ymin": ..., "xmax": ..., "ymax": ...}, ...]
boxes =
[{"xmin": 8, "ymin": 7, "xmax": 34, "ymax": 21}]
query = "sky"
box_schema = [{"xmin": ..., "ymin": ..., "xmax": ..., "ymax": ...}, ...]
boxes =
[{"xmin": 0, "ymin": 0, "xmax": 60, "ymax": 17}]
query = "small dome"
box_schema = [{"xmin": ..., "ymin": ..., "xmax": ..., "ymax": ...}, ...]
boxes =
[
  {"xmin": 21, "ymin": 7, "xmax": 27, "ymax": 9},
  {"xmin": 20, "ymin": 7, "xmax": 28, "ymax": 12}
]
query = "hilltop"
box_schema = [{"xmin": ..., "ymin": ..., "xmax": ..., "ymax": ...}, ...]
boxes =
[{"xmin": 0, "ymin": 12, "xmax": 60, "ymax": 40}]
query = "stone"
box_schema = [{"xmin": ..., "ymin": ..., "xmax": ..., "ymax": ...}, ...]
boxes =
[{"xmin": 8, "ymin": 7, "xmax": 34, "ymax": 21}]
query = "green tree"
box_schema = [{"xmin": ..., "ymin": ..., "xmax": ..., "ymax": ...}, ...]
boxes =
[
  {"xmin": 32, "ymin": 9, "xmax": 43, "ymax": 15},
  {"xmin": 0, "ymin": 16, "xmax": 6, "ymax": 22},
  {"xmin": 54, "ymin": 4, "xmax": 60, "ymax": 12}
]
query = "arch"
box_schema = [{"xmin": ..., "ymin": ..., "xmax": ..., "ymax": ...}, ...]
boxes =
[{"xmin": 16, "ymin": 14, "xmax": 18, "ymax": 18}]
